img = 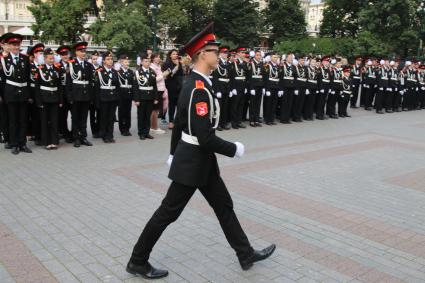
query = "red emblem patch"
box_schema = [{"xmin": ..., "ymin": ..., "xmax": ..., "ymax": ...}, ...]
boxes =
[
  {"xmin": 195, "ymin": 102, "xmax": 208, "ymax": 116},
  {"xmin": 195, "ymin": 80, "xmax": 204, "ymax": 89}
]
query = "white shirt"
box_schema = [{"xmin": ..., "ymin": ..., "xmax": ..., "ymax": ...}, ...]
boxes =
[{"xmin": 192, "ymin": 69, "xmax": 212, "ymax": 86}]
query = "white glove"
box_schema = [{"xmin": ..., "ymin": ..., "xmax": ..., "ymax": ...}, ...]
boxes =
[
  {"xmin": 262, "ymin": 88, "xmax": 265, "ymax": 95},
  {"xmin": 400, "ymin": 91, "xmax": 404, "ymax": 95},
  {"xmin": 395, "ymin": 88, "xmax": 398, "ymax": 91},
  {"xmin": 379, "ymin": 87, "xmax": 383, "ymax": 91},
  {"xmin": 374, "ymin": 85, "xmax": 377, "ymax": 88},
  {"xmin": 266, "ymin": 91, "xmax": 271, "ymax": 96},
  {"xmin": 234, "ymin": 142, "xmax": 245, "ymax": 158},
  {"xmin": 331, "ymin": 91, "xmax": 335, "ymax": 95},
  {"xmin": 250, "ymin": 89, "xmax": 256, "ymax": 95},
  {"xmin": 305, "ymin": 89, "xmax": 310, "ymax": 95},
  {"xmin": 232, "ymin": 89, "xmax": 237, "ymax": 95},
  {"xmin": 386, "ymin": 88, "xmax": 392, "ymax": 91},
  {"xmin": 166, "ymin": 155, "xmax": 173, "ymax": 167},
  {"xmin": 416, "ymin": 87, "xmax": 419, "ymax": 91},
  {"xmin": 422, "ymin": 87, "xmax": 425, "ymax": 90},
  {"xmin": 278, "ymin": 91, "xmax": 284, "ymax": 97},
  {"xmin": 216, "ymin": 92, "xmax": 222, "ymax": 98},
  {"xmin": 229, "ymin": 92, "xmax": 233, "ymax": 98},
  {"xmin": 244, "ymin": 88, "xmax": 247, "ymax": 94},
  {"xmin": 320, "ymin": 89, "xmax": 325, "ymax": 93},
  {"xmin": 294, "ymin": 90, "xmax": 299, "ymax": 95}
]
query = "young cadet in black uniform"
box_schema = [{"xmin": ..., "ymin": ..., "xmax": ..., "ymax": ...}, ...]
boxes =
[
  {"xmin": 247, "ymin": 50, "xmax": 265, "ymax": 127},
  {"xmin": 67, "ymin": 42, "xmax": 94, "ymax": 148},
  {"xmin": 28, "ymin": 43, "xmax": 45, "ymax": 146},
  {"xmin": 303, "ymin": 57, "xmax": 319, "ymax": 121},
  {"xmin": 375, "ymin": 59, "xmax": 390, "ymax": 114},
  {"xmin": 117, "ymin": 54, "xmax": 135, "ymax": 136},
  {"xmin": 327, "ymin": 58, "xmax": 341, "ymax": 119},
  {"xmin": 34, "ymin": 48, "xmax": 63, "ymax": 149},
  {"xmin": 56, "ymin": 45, "xmax": 73, "ymax": 143},
  {"xmin": 292, "ymin": 56, "xmax": 307, "ymax": 122},
  {"xmin": 94, "ymin": 51, "xmax": 119, "ymax": 143},
  {"xmin": 350, "ymin": 56, "xmax": 363, "ymax": 108},
  {"xmin": 229, "ymin": 47, "xmax": 248, "ymax": 129},
  {"xmin": 338, "ymin": 66, "xmax": 352, "ymax": 118},
  {"xmin": 316, "ymin": 56, "xmax": 331, "ymax": 120},
  {"xmin": 418, "ymin": 65, "xmax": 425, "ymax": 109},
  {"xmin": 133, "ymin": 53, "xmax": 158, "ymax": 140},
  {"xmin": 127, "ymin": 23, "xmax": 275, "ymax": 280},
  {"xmin": 387, "ymin": 60, "xmax": 399, "ymax": 112},
  {"xmin": 404, "ymin": 61, "xmax": 418, "ymax": 111},
  {"xmin": 0, "ymin": 34, "xmax": 10, "ymax": 148},
  {"xmin": 363, "ymin": 59, "xmax": 377, "ymax": 111},
  {"xmin": 0, "ymin": 33, "xmax": 32, "ymax": 155},
  {"xmin": 89, "ymin": 50, "xmax": 101, "ymax": 138},
  {"xmin": 279, "ymin": 53, "xmax": 296, "ymax": 123},
  {"xmin": 211, "ymin": 46, "xmax": 231, "ymax": 130},
  {"xmin": 263, "ymin": 51, "xmax": 280, "ymax": 125}
]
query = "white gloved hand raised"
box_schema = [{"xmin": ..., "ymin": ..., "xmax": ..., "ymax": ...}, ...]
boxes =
[
  {"xmin": 166, "ymin": 155, "xmax": 173, "ymax": 167},
  {"xmin": 266, "ymin": 91, "xmax": 271, "ymax": 96},
  {"xmin": 232, "ymin": 89, "xmax": 237, "ymax": 95},
  {"xmin": 250, "ymin": 89, "xmax": 256, "ymax": 95},
  {"xmin": 294, "ymin": 90, "xmax": 299, "ymax": 95},
  {"xmin": 234, "ymin": 142, "xmax": 245, "ymax": 158},
  {"xmin": 305, "ymin": 89, "xmax": 310, "ymax": 95},
  {"xmin": 278, "ymin": 90, "xmax": 284, "ymax": 97},
  {"xmin": 320, "ymin": 89, "xmax": 325, "ymax": 93},
  {"xmin": 216, "ymin": 92, "xmax": 222, "ymax": 98}
]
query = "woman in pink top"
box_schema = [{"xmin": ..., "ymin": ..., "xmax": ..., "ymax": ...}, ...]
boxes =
[{"xmin": 150, "ymin": 53, "xmax": 167, "ymax": 134}]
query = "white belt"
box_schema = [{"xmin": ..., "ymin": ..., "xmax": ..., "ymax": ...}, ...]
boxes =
[
  {"xmin": 235, "ymin": 76, "xmax": 245, "ymax": 80},
  {"xmin": 73, "ymin": 80, "xmax": 89, "ymax": 85},
  {"xmin": 30, "ymin": 83, "xmax": 35, "ymax": 88},
  {"xmin": 368, "ymin": 76, "xmax": 376, "ymax": 78},
  {"xmin": 309, "ymin": 80, "xmax": 317, "ymax": 84},
  {"xmin": 252, "ymin": 75, "xmax": 262, "ymax": 79},
  {"xmin": 407, "ymin": 79, "xmax": 417, "ymax": 82},
  {"xmin": 182, "ymin": 132, "xmax": 199, "ymax": 146},
  {"xmin": 297, "ymin": 78, "xmax": 307, "ymax": 82},
  {"xmin": 101, "ymin": 86, "xmax": 116, "ymax": 90},
  {"xmin": 40, "ymin": 86, "xmax": 58, "ymax": 92},
  {"xmin": 139, "ymin": 86, "xmax": 153, "ymax": 90},
  {"xmin": 381, "ymin": 78, "xmax": 389, "ymax": 80},
  {"xmin": 120, "ymin": 85, "xmax": 132, "ymax": 88},
  {"xmin": 353, "ymin": 76, "xmax": 361, "ymax": 79},
  {"xmin": 391, "ymin": 78, "xmax": 398, "ymax": 81},
  {"xmin": 218, "ymin": 78, "xmax": 230, "ymax": 82},
  {"xmin": 6, "ymin": 80, "xmax": 27, "ymax": 87},
  {"xmin": 269, "ymin": 78, "xmax": 279, "ymax": 82},
  {"xmin": 333, "ymin": 80, "xmax": 342, "ymax": 83},
  {"xmin": 283, "ymin": 77, "xmax": 294, "ymax": 80},
  {"xmin": 322, "ymin": 79, "xmax": 330, "ymax": 83}
]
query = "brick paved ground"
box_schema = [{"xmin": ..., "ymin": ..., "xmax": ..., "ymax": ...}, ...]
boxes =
[{"xmin": 1, "ymin": 108, "xmax": 425, "ymax": 282}]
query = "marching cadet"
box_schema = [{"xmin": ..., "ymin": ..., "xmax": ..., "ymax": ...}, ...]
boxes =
[
  {"xmin": 211, "ymin": 46, "xmax": 231, "ymax": 130},
  {"xmin": 247, "ymin": 50, "xmax": 265, "ymax": 127},
  {"xmin": 303, "ymin": 57, "xmax": 319, "ymax": 121},
  {"xmin": 263, "ymin": 51, "xmax": 280, "ymax": 125},
  {"xmin": 94, "ymin": 51, "xmax": 120, "ymax": 143},
  {"xmin": 28, "ymin": 43, "xmax": 45, "ymax": 145},
  {"xmin": 412, "ymin": 60, "xmax": 421, "ymax": 110},
  {"xmin": 326, "ymin": 58, "xmax": 341, "ymax": 119},
  {"xmin": 56, "ymin": 45, "xmax": 73, "ymax": 143},
  {"xmin": 292, "ymin": 56, "xmax": 307, "ymax": 122},
  {"xmin": 34, "ymin": 48, "xmax": 63, "ymax": 149},
  {"xmin": 127, "ymin": 22, "xmax": 275, "ymax": 280},
  {"xmin": 279, "ymin": 53, "xmax": 295, "ymax": 124},
  {"xmin": 350, "ymin": 56, "xmax": 362, "ymax": 108},
  {"xmin": 363, "ymin": 59, "xmax": 377, "ymax": 111},
  {"xmin": 0, "ymin": 33, "xmax": 32, "ymax": 154},
  {"xmin": 419, "ymin": 65, "xmax": 425, "ymax": 109},
  {"xmin": 67, "ymin": 41, "xmax": 94, "ymax": 148},
  {"xmin": 133, "ymin": 53, "xmax": 158, "ymax": 140},
  {"xmin": 338, "ymin": 65, "xmax": 352, "ymax": 118},
  {"xmin": 228, "ymin": 47, "xmax": 248, "ymax": 129},
  {"xmin": 316, "ymin": 56, "xmax": 331, "ymax": 120},
  {"xmin": 117, "ymin": 54, "xmax": 135, "ymax": 136},
  {"xmin": 375, "ymin": 59, "xmax": 390, "ymax": 114},
  {"xmin": 404, "ymin": 60, "xmax": 418, "ymax": 111},
  {"xmin": 388, "ymin": 60, "xmax": 399, "ymax": 112},
  {"xmin": 89, "ymin": 50, "xmax": 101, "ymax": 138}
]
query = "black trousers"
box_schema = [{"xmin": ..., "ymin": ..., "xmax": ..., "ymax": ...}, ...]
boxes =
[
  {"xmin": 303, "ymin": 90, "xmax": 316, "ymax": 120},
  {"xmin": 315, "ymin": 89, "xmax": 328, "ymax": 118},
  {"xmin": 264, "ymin": 90, "xmax": 278, "ymax": 123},
  {"xmin": 230, "ymin": 90, "xmax": 244, "ymax": 126},
  {"xmin": 137, "ymin": 100, "xmax": 154, "ymax": 137},
  {"xmin": 326, "ymin": 90, "xmax": 338, "ymax": 116},
  {"xmin": 364, "ymin": 87, "xmax": 376, "ymax": 109},
  {"xmin": 0, "ymin": 101, "xmax": 9, "ymax": 143},
  {"xmin": 350, "ymin": 84, "xmax": 360, "ymax": 107},
  {"xmin": 7, "ymin": 102, "xmax": 28, "ymax": 147},
  {"xmin": 71, "ymin": 101, "xmax": 90, "ymax": 140},
  {"xmin": 218, "ymin": 94, "xmax": 230, "ymax": 127},
  {"xmin": 280, "ymin": 88, "xmax": 294, "ymax": 123},
  {"xmin": 41, "ymin": 103, "xmax": 59, "ymax": 146},
  {"xmin": 118, "ymin": 98, "xmax": 132, "ymax": 133},
  {"xmin": 385, "ymin": 89, "xmax": 394, "ymax": 111},
  {"xmin": 130, "ymin": 171, "xmax": 254, "ymax": 265},
  {"xmin": 99, "ymin": 101, "xmax": 117, "ymax": 140},
  {"xmin": 242, "ymin": 93, "xmax": 250, "ymax": 122},
  {"xmin": 292, "ymin": 88, "xmax": 305, "ymax": 121},
  {"xmin": 249, "ymin": 87, "xmax": 263, "ymax": 123},
  {"xmin": 375, "ymin": 88, "xmax": 385, "ymax": 112},
  {"xmin": 89, "ymin": 104, "xmax": 100, "ymax": 136},
  {"xmin": 168, "ymin": 95, "xmax": 179, "ymax": 123},
  {"xmin": 59, "ymin": 100, "xmax": 72, "ymax": 139},
  {"xmin": 28, "ymin": 102, "xmax": 41, "ymax": 140},
  {"xmin": 338, "ymin": 92, "xmax": 350, "ymax": 117}
]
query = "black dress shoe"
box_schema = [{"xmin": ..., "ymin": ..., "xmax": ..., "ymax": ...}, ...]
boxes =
[
  {"xmin": 11, "ymin": 147, "xmax": 19, "ymax": 155},
  {"xmin": 266, "ymin": 122, "xmax": 272, "ymax": 125},
  {"xmin": 110, "ymin": 138, "xmax": 116, "ymax": 143},
  {"xmin": 126, "ymin": 261, "xmax": 168, "ymax": 279},
  {"xmin": 139, "ymin": 135, "xmax": 146, "ymax": 140},
  {"xmin": 239, "ymin": 244, "xmax": 276, "ymax": 271},
  {"xmin": 345, "ymin": 114, "xmax": 352, "ymax": 117},
  {"xmin": 224, "ymin": 124, "xmax": 231, "ymax": 130},
  {"xmin": 217, "ymin": 126, "xmax": 223, "ymax": 131},
  {"xmin": 237, "ymin": 123, "xmax": 246, "ymax": 128},
  {"xmin": 146, "ymin": 134, "xmax": 154, "ymax": 139},
  {"xmin": 65, "ymin": 137, "xmax": 73, "ymax": 144},
  {"xmin": 249, "ymin": 122, "xmax": 256, "ymax": 127},
  {"xmin": 5, "ymin": 143, "xmax": 12, "ymax": 149},
  {"xmin": 20, "ymin": 145, "xmax": 32, "ymax": 153},
  {"xmin": 255, "ymin": 122, "xmax": 262, "ymax": 127},
  {"xmin": 103, "ymin": 139, "xmax": 110, "ymax": 143},
  {"xmin": 74, "ymin": 140, "xmax": 81, "ymax": 147},
  {"xmin": 280, "ymin": 121, "xmax": 291, "ymax": 124},
  {"xmin": 270, "ymin": 122, "xmax": 277, "ymax": 125},
  {"xmin": 376, "ymin": 110, "xmax": 384, "ymax": 114},
  {"xmin": 35, "ymin": 140, "xmax": 42, "ymax": 146},
  {"xmin": 232, "ymin": 125, "xmax": 239, "ymax": 129},
  {"xmin": 81, "ymin": 139, "xmax": 93, "ymax": 146},
  {"xmin": 93, "ymin": 133, "xmax": 101, "ymax": 139}
]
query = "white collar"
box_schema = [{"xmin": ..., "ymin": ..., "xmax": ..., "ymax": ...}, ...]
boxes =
[
  {"xmin": 77, "ymin": 58, "xmax": 84, "ymax": 64},
  {"xmin": 142, "ymin": 66, "xmax": 149, "ymax": 72},
  {"xmin": 193, "ymin": 69, "xmax": 212, "ymax": 86},
  {"xmin": 220, "ymin": 58, "xmax": 227, "ymax": 64},
  {"xmin": 46, "ymin": 64, "xmax": 52, "ymax": 69},
  {"xmin": 104, "ymin": 66, "xmax": 112, "ymax": 72},
  {"xmin": 253, "ymin": 59, "xmax": 260, "ymax": 64}
]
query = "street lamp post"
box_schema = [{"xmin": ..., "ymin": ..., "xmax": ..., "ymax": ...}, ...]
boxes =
[{"xmin": 150, "ymin": 0, "xmax": 158, "ymax": 52}]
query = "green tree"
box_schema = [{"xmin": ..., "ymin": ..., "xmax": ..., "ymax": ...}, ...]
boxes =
[
  {"xmin": 214, "ymin": 0, "xmax": 260, "ymax": 46},
  {"xmin": 90, "ymin": 0, "xmax": 151, "ymax": 56},
  {"xmin": 265, "ymin": 0, "xmax": 306, "ymax": 46},
  {"xmin": 28, "ymin": 0, "xmax": 92, "ymax": 43}
]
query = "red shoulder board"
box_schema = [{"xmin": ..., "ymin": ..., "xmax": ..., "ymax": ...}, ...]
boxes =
[
  {"xmin": 69, "ymin": 59, "xmax": 75, "ymax": 63},
  {"xmin": 54, "ymin": 62, "xmax": 61, "ymax": 68},
  {"xmin": 97, "ymin": 68, "xmax": 103, "ymax": 72},
  {"xmin": 195, "ymin": 80, "xmax": 205, "ymax": 89},
  {"xmin": 195, "ymin": 102, "xmax": 208, "ymax": 116}
]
